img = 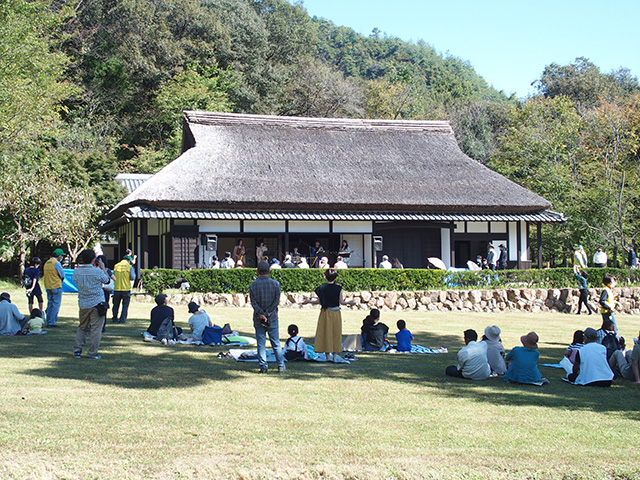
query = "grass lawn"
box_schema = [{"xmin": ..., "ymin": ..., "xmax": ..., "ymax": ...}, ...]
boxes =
[{"xmin": 1, "ymin": 286, "xmax": 639, "ymax": 480}]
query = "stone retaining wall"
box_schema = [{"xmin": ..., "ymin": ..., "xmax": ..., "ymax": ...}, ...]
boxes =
[{"xmin": 135, "ymin": 287, "xmax": 640, "ymax": 315}]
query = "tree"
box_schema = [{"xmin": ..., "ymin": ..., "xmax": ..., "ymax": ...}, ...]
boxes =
[
  {"xmin": 0, "ymin": 155, "xmax": 98, "ymax": 272},
  {"xmin": 0, "ymin": 0, "xmax": 76, "ymax": 149},
  {"xmin": 490, "ymin": 96, "xmax": 583, "ymax": 265},
  {"xmin": 278, "ymin": 57, "xmax": 363, "ymax": 118},
  {"xmin": 579, "ymin": 96, "xmax": 640, "ymax": 258}
]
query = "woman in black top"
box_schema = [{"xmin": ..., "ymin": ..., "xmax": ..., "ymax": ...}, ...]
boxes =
[{"xmin": 301, "ymin": 269, "xmax": 354, "ymax": 362}]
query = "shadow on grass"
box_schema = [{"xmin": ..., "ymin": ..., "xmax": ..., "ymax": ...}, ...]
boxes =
[{"xmin": 4, "ymin": 318, "xmax": 640, "ymax": 419}]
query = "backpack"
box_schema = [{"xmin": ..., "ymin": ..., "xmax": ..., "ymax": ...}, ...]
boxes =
[
  {"xmin": 202, "ymin": 325, "xmax": 223, "ymax": 345},
  {"xmin": 156, "ymin": 317, "xmax": 175, "ymax": 342},
  {"xmin": 601, "ymin": 331, "xmax": 621, "ymax": 360},
  {"xmin": 22, "ymin": 272, "xmax": 32, "ymax": 288}
]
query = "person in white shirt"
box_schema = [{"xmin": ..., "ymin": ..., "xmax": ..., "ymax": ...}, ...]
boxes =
[
  {"xmin": 568, "ymin": 327, "xmax": 614, "ymax": 387},
  {"xmin": 593, "ymin": 247, "xmax": 608, "ymax": 268},
  {"xmin": 296, "ymin": 257, "xmax": 309, "ymax": 269},
  {"xmin": 334, "ymin": 256, "xmax": 348, "ymax": 269},
  {"xmin": 379, "ymin": 255, "xmax": 392, "ymax": 269},
  {"xmin": 445, "ymin": 329, "xmax": 491, "ymax": 380},
  {"xmin": 220, "ymin": 252, "xmax": 235, "ymax": 269}
]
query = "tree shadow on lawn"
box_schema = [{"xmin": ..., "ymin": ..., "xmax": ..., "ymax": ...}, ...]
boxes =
[{"xmin": 5, "ymin": 321, "xmax": 640, "ymax": 418}]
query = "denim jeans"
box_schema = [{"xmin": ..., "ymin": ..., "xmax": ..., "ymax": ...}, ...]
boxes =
[
  {"xmin": 253, "ymin": 319, "xmax": 285, "ymax": 369},
  {"xmin": 46, "ymin": 288, "xmax": 62, "ymax": 326},
  {"xmin": 112, "ymin": 291, "xmax": 131, "ymax": 323}
]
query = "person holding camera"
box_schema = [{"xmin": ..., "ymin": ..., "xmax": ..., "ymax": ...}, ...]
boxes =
[
  {"xmin": 72, "ymin": 249, "xmax": 113, "ymax": 360},
  {"xmin": 249, "ymin": 261, "xmax": 285, "ymax": 374}
]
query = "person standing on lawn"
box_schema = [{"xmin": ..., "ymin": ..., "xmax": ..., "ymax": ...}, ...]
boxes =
[
  {"xmin": 72, "ymin": 249, "xmax": 111, "ymax": 359},
  {"xmin": 43, "ymin": 248, "xmax": 66, "ymax": 327},
  {"xmin": 112, "ymin": 254, "xmax": 135, "ymax": 324},
  {"xmin": 249, "ymin": 261, "xmax": 285, "ymax": 374}
]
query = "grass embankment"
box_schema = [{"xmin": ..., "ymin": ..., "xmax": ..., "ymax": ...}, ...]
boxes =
[{"xmin": 0, "ymin": 287, "xmax": 639, "ymax": 480}]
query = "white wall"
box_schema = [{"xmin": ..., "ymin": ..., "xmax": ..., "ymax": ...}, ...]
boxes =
[{"xmin": 440, "ymin": 228, "xmax": 451, "ymax": 268}]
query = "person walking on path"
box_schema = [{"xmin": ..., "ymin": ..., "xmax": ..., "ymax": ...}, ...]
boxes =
[
  {"xmin": 72, "ymin": 249, "xmax": 111, "ymax": 359},
  {"xmin": 43, "ymin": 249, "xmax": 66, "ymax": 327},
  {"xmin": 574, "ymin": 265, "xmax": 593, "ymax": 315},
  {"xmin": 112, "ymin": 254, "xmax": 135, "ymax": 324},
  {"xmin": 249, "ymin": 261, "xmax": 285, "ymax": 374}
]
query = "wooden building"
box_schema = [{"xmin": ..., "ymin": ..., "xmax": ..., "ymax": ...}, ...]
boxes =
[{"xmin": 104, "ymin": 112, "xmax": 565, "ymax": 271}]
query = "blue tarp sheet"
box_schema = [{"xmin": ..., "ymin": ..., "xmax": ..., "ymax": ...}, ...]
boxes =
[{"xmin": 62, "ymin": 268, "xmax": 78, "ymax": 293}]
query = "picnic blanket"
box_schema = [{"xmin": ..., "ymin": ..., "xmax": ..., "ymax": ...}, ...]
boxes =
[
  {"xmin": 227, "ymin": 346, "xmax": 352, "ymax": 364},
  {"xmin": 387, "ymin": 345, "xmax": 448, "ymax": 354}
]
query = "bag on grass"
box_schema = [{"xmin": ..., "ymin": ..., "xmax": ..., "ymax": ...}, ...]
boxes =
[
  {"xmin": 156, "ymin": 317, "xmax": 175, "ymax": 342},
  {"xmin": 202, "ymin": 325, "xmax": 223, "ymax": 345}
]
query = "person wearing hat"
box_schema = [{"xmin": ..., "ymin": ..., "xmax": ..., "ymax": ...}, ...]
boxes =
[
  {"xmin": 111, "ymin": 254, "xmax": 136, "ymax": 324},
  {"xmin": 568, "ymin": 327, "xmax": 614, "ymax": 387},
  {"xmin": 269, "ymin": 258, "xmax": 282, "ymax": 270},
  {"xmin": 187, "ymin": 301, "xmax": 211, "ymax": 342},
  {"xmin": 503, "ymin": 332, "xmax": 548, "ymax": 385},
  {"xmin": 148, "ymin": 294, "xmax": 175, "ymax": 337},
  {"xmin": 445, "ymin": 329, "xmax": 491, "ymax": 380},
  {"xmin": 43, "ymin": 248, "xmax": 66, "ymax": 327},
  {"xmin": 571, "ymin": 245, "xmax": 587, "ymax": 269},
  {"xmin": 249, "ymin": 261, "xmax": 285, "ymax": 373},
  {"xmin": 482, "ymin": 325, "xmax": 507, "ymax": 375},
  {"xmin": 0, "ymin": 292, "xmax": 28, "ymax": 335}
]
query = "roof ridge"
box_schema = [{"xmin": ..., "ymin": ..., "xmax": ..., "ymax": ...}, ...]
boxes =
[{"xmin": 184, "ymin": 111, "xmax": 453, "ymax": 134}]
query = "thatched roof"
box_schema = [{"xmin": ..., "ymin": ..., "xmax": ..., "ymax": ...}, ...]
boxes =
[{"xmin": 108, "ymin": 112, "xmax": 553, "ymax": 220}]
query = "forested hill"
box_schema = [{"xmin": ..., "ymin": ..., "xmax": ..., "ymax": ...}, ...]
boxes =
[{"xmin": 1, "ymin": 0, "xmax": 639, "ymax": 268}]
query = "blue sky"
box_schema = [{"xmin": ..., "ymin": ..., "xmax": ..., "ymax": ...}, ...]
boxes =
[{"xmin": 301, "ymin": 0, "xmax": 640, "ymax": 98}]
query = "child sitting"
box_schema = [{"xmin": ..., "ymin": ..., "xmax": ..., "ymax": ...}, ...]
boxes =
[
  {"xmin": 395, "ymin": 319, "xmax": 413, "ymax": 352},
  {"xmin": 564, "ymin": 330, "xmax": 584, "ymax": 365},
  {"xmin": 284, "ymin": 324, "xmax": 308, "ymax": 360},
  {"xmin": 23, "ymin": 308, "xmax": 45, "ymax": 334}
]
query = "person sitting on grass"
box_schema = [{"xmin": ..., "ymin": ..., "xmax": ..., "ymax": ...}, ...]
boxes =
[
  {"xmin": 22, "ymin": 308, "xmax": 45, "ymax": 334},
  {"xmin": 148, "ymin": 294, "xmax": 174, "ymax": 337},
  {"xmin": 187, "ymin": 301, "xmax": 212, "ymax": 342},
  {"xmin": 361, "ymin": 308, "xmax": 389, "ymax": 351},
  {"xmin": 445, "ymin": 329, "xmax": 491, "ymax": 381},
  {"xmin": 0, "ymin": 292, "xmax": 28, "ymax": 335},
  {"xmin": 567, "ymin": 327, "xmax": 614, "ymax": 387},
  {"xmin": 608, "ymin": 332, "xmax": 638, "ymax": 382},
  {"xmin": 564, "ymin": 330, "xmax": 584, "ymax": 365},
  {"xmin": 395, "ymin": 319, "xmax": 413, "ymax": 352},
  {"xmin": 284, "ymin": 324, "xmax": 308, "ymax": 361},
  {"xmin": 503, "ymin": 332, "xmax": 548, "ymax": 385},
  {"xmin": 482, "ymin": 325, "xmax": 507, "ymax": 376}
]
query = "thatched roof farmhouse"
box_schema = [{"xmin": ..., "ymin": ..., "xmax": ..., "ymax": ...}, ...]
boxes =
[{"xmin": 106, "ymin": 112, "xmax": 565, "ymax": 270}]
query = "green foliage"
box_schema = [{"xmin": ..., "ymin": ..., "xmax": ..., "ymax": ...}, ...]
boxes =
[
  {"xmin": 140, "ymin": 267, "xmax": 640, "ymax": 295},
  {"xmin": 0, "ymin": 0, "xmax": 76, "ymax": 149}
]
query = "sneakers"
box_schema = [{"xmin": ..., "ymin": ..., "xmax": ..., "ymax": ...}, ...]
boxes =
[
  {"xmin": 278, "ymin": 366, "xmax": 287, "ymax": 374},
  {"xmin": 73, "ymin": 352, "xmax": 81, "ymax": 358},
  {"xmin": 259, "ymin": 366, "xmax": 268, "ymax": 374}
]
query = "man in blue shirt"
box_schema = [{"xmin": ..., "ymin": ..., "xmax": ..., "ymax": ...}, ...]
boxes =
[{"xmin": 249, "ymin": 261, "xmax": 285, "ymax": 373}]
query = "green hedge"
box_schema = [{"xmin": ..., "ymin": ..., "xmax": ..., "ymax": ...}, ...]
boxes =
[{"xmin": 140, "ymin": 267, "xmax": 640, "ymax": 295}]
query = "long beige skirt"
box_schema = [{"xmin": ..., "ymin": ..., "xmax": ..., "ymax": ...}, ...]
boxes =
[{"xmin": 314, "ymin": 308, "xmax": 342, "ymax": 353}]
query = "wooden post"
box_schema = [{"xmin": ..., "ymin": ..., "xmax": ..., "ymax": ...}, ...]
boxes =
[{"xmin": 537, "ymin": 221, "xmax": 543, "ymax": 268}]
